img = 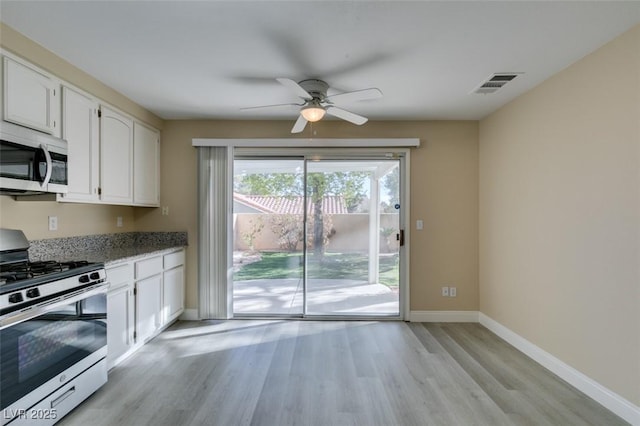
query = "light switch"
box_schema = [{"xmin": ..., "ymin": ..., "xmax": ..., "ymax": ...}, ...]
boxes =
[{"xmin": 416, "ymin": 220, "xmax": 423, "ymax": 230}]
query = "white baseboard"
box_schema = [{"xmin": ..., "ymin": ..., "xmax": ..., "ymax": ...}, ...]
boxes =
[
  {"xmin": 179, "ymin": 308, "xmax": 199, "ymax": 321},
  {"xmin": 479, "ymin": 313, "xmax": 640, "ymax": 425},
  {"xmin": 409, "ymin": 310, "xmax": 479, "ymax": 322}
]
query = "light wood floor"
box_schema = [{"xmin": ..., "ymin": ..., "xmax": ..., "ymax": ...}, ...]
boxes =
[{"xmin": 60, "ymin": 320, "xmax": 627, "ymax": 426}]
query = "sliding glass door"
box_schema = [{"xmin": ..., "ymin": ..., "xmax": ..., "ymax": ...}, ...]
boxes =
[
  {"xmin": 232, "ymin": 156, "xmax": 402, "ymax": 318},
  {"xmin": 232, "ymin": 158, "xmax": 305, "ymax": 315},
  {"xmin": 305, "ymin": 160, "xmax": 400, "ymax": 315}
]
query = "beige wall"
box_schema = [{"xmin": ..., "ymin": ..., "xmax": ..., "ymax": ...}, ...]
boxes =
[
  {"xmin": 479, "ymin": 24, "xmax": 640, "ymax": 405},
  {"xmin": 0, "ymin": 198, "xmax": 136, "ymax": 240},
  {"xmin": 234, "ymin": 213, "xmax": 401, "ymax": 252},
  {"xmin": 136, "ymin": 120, "xmax": 479, "ymax": 313}
]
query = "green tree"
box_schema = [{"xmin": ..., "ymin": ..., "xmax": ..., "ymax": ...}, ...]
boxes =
[
  {"xmin": 235, "ymin": 173, "xmax": 302, "ymax": 197},
  {"xmin": 381, "ymin": 166, "xmax": 400, "ymax": 213}
]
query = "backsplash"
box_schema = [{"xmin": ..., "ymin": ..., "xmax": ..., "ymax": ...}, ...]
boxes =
[{"xmin": 28, "ymin": 231, "xmax": 188, "ymax": 261}]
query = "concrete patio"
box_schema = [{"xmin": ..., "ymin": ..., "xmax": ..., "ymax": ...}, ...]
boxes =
[{"xmin": 233, "ymin": 278, "xmax": 399, "ymax": 316}]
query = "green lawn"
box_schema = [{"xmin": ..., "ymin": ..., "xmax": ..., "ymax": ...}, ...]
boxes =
[{"xmin": 234, "ymin": 252, "xmax": 399, "ymax": 287}]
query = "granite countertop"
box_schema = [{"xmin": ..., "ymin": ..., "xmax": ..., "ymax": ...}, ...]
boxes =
[
  {"xmin": 62, "ymin": 244, "xmax": 185, "ymax": 266},
  {"xmin": 28, "ymin": 232, "xmax": 188, "ymax": 265}
]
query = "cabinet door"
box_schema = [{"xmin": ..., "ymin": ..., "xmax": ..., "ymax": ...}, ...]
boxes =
[
  {"xmin": 3, "ymin": 56, "xmax": 59, "ymax": 135},
  {"xmin": 133, "ymin": 122, "xmax": 160, "ymax": 206},
  {"xmin": 135, "ymin": 274, "xmax": 162, "ymax": 343},
  {"xmin": 59, "ymin": 86, "xmax": 100, "ymax": 202},
  {"xmin": 100, "ymin": 106, "xmax": 133, "ymax": 204},
  {"xmin": 107, "ymin": 285, "xmax": 134, "ymax": 369},
  {"xmin": 163, "ymin": 265, "xmax": 184, "ymax": 324}
]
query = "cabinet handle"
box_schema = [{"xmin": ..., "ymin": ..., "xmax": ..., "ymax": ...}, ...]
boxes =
[{"xmin": 39, "ymin": 144, "xmax": 53, "ymax": 188}]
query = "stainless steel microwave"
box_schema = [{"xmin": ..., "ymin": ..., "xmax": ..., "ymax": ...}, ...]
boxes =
[{"xmin": 0, "ymin": 121, "xmax": 68, "ymax": 195}]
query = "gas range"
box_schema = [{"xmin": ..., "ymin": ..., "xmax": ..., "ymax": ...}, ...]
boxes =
[
  {"xmin": 0, "ymin": 260, "xmax": 92, "ymax": 285},
  {"xmin": 0, "ymin": 260, "xmax": 106, "ymax": 316},
  {"xmin": 0, "ymin": 229, "xmax": 106, "ymax": 319},
  {"xmin": 0, "ymin": 229, "xmax": 108, "ymax": 425}
]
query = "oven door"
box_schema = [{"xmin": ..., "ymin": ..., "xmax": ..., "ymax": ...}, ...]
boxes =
[{"xmin": 0, "ymin": 284, "xmax": 107, "ymax": 414}]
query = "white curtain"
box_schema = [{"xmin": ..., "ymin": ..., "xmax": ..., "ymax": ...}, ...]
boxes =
[{"xmin": 197, "ymin": 146, "xmax": 233, "ymax": 319}]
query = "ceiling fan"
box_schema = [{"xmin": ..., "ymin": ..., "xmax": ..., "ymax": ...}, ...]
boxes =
[{"xmin": 242, "ymin": 78, "xmax": 383, "ymax": 133}]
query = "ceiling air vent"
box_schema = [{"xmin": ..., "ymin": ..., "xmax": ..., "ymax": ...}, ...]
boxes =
[{"xmin": 472, "ymin": 73, "xmax": 522, "ymax": 94}]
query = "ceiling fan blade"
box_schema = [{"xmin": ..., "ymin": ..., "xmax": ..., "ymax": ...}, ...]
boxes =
[
  {"xmin": 277, "ymin": 78, "xmax": 313, "ymax": 100},
  {"xmin": 240, "ymin": 103, "xmax": 301, "ymax": 111},
  {"xmin": 326, "ymin": 88, "xmax": 383, "ymax": 104},
  {"xmin": 291, "ymin": 114, "xmax": 308, "ymax": 133},
  {"xmin": 325, "ymin": 106, "xmax": 368, "ymax": 125}
]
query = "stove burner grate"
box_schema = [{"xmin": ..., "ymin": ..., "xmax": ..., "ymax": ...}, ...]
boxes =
[{"xmin": 0, "ymin": 260, "xmax": 91, "ymax": 285}]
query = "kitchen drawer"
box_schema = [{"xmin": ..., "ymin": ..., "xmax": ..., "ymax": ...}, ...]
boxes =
[
  {"xmin": 11, "ymin": 359, "xmax": 107, "ymax": 426},
  {"xmin": 135, "ymin": 255, "xmax": 162, "ymax": 280},
  {"xmin": 106, "ymin": 262, "xmax": 133, "ymax": 288},
  {"xmin": 163, "ymin": 250, "xmax": 185, "ymax": 270}
]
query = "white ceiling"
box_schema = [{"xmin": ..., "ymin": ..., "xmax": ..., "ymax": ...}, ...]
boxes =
[{"xmin": 1, "ymin": 1, "xmax": 639, "ymax": 122}]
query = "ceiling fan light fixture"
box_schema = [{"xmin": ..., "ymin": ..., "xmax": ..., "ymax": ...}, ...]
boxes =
[{"xmin": 300, "ymin": 105, "xmax": 326, "ymax": 122}]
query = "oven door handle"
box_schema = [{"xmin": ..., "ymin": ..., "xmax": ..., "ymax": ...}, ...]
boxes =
[
  {"xmin": 0, "ymin": 282, "xmax": 109, "ymax": 330},
  {"xmin": 40, "ymin": 143, "xmax": 53, "ymax": 188}
]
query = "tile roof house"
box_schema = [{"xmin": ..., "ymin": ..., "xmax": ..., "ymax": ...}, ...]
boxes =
[{"xmin": 233, "ymin": 193, "xmax": 348, "ymax": 215}]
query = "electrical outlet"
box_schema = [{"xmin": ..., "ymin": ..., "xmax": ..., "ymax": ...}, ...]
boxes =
[
  {"xmin": 162, "ymin": 206, "xmax": 169, "ymax": 216},
  {"xmin": 416, "ymin": 219, "xmax": 423, "ymax": 230},
  {"xmin": 449, "ymin": 287, "xmax": 457, "ymax": 297},
  {"xmin": 441, "ymin": 286, "xmax": 449, "ymax": 297},
  {"xmin": 116, "ymin": 216, "xmax": 123, "ymax": 227},
  {"xmin": 48, "ymin": 216, "xmax": 58, "ymax": 231}
]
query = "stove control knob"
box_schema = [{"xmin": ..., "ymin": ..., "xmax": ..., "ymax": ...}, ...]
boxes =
[
  {"xmin": 79, "ymin": 275, "xmax": 90, "ymax": 284},
  {"xmin": 8, "ymin": 293, "xmax": 24, "ymax": 304},
  {"xmin": 90, "ymin": 272, "xmax": 101, "ymax": 281},
  {"xmin": 26, "ymin": 288, "xmax": 41, "ymax": 298}
]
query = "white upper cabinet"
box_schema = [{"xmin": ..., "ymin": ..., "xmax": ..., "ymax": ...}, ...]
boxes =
[
  {"xmin": 3, "ymin": 56, "xmax": 60, "ymax": 136},
  {"xmin": 59, "ymin": 86, "xmax": 100, "ymax": 202},
  {"xmin": 133, "ymin": 122, "xmax": 160, "ymax": 206},
  {"xmin": 100, "ymin": 106, "xmax": 134, "ymax": 204},
  {"xmin": 1, "ymin": 53, "xmax": 161, "ymax": 207}
]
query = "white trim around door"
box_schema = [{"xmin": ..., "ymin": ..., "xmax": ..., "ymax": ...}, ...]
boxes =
[{"xmin": 193, "ymin": 138, "xmax": 420, "ymax": 148}]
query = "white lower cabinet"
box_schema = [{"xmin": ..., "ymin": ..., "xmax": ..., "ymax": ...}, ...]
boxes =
[
  {"xmin": 106, "ymin": 262, "xmax": 134, "ymax": 369},
  {"xmin": 162, "ymin": 250, "xmax": 185, "ymax": 325},
  {"xmin": 135, "ymin": 274, "xmax": 162, "ymax": 343},
  {"xmin": 162, "ymin": 265, "xmax": 184, "ymax": 324},
  {"xmin": 106, "ymin": 248, "xmax": 185, "ymax": 369},
  {"xmin": 107, "ymin": 285, "xmax": 134, "ymax": 369}
]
